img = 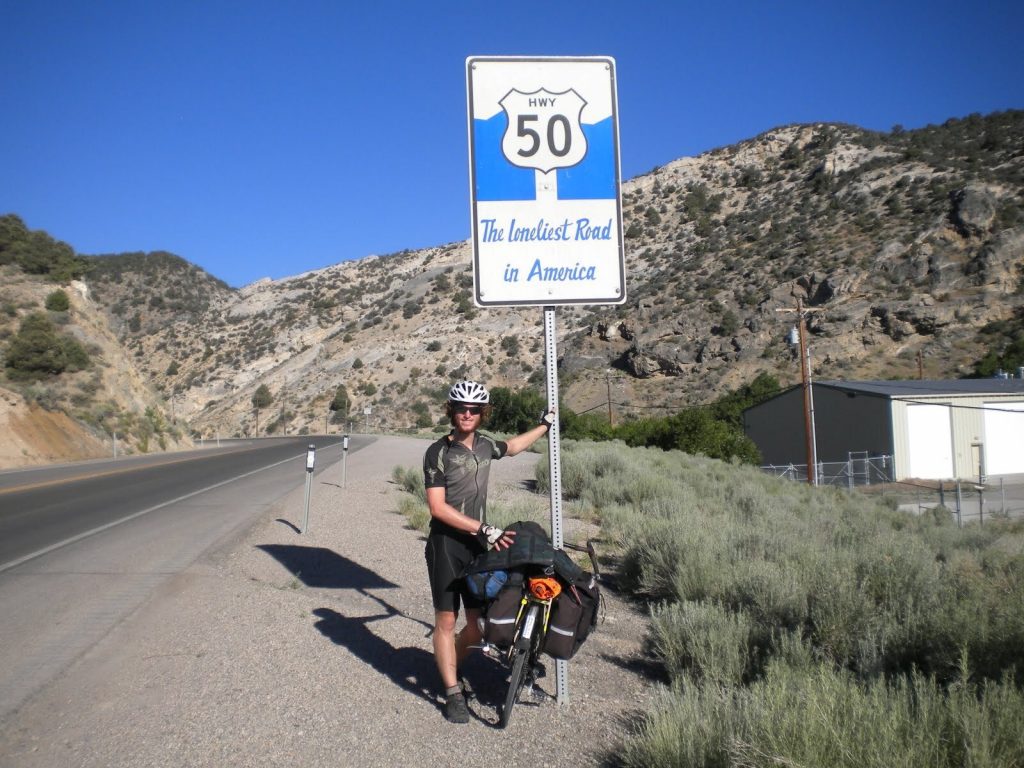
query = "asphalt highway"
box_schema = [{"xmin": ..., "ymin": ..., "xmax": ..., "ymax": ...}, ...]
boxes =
[
  {"xmin": 0, "ymin": 435, "xmax": 359, "ymax": 573},
  {"xmin": 0, "ymin": 434, "xmax": 377, "ymax": 721}
]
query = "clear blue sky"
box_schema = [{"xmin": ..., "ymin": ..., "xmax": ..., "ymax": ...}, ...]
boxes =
[{"xmin": 3, "ymin": 1, "xmax": 1021, "ymax": 287}]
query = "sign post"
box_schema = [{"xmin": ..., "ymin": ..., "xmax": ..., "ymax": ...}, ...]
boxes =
[
  {"xmin": 467, "ymin": 56, "xmax": 625, "ymax": 704},
  {"xmin": 301, "ymin": 444, "xmax": 315, "ymax": 533}
]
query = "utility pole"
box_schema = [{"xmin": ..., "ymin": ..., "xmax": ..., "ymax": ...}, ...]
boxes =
[
  {"xmin": 605, "ymin": 370, "xmax": 614, "ymax": 427},
  {"xmin": 777, "ymin": 298, "xmax": 823, "ymax": 486},
  {"xmin": 796, "ymin": 303, "xmax": 815, "ymax": 485}
]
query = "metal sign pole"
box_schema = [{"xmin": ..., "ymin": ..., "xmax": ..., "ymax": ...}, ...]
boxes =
[
  {"xmin": 301, "ymin": 444, "xmax": 315, "ymax": 533},
  {"xmin": 544, "ymin": 306, "xmax": 569, "ymax": 704}
]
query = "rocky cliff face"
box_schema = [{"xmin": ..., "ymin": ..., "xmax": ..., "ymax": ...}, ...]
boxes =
[
  {"xmin": 7, "ymin": 111, "xmax": 1023, "ymax": 456},
  {"xmin": 0, "ymin": 265, "xmax": 190, "ymax": 466}
]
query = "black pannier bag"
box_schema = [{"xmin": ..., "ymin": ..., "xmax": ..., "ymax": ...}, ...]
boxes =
[
  {"xmin": 482, "ymin": 583, "xmax": 524, "ymax": 647},
  {"xmin": 463, "ymin": 520, "xmax": 601, "ymax": 657},
  {"xmin": 542, "ymin": 572, "xmax": 600, "ymax": 660}
]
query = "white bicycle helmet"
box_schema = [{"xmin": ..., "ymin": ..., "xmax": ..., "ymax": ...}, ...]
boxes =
[{"xmin": 448, "ymin": 380, "xmax": 489, "ymax": 404}]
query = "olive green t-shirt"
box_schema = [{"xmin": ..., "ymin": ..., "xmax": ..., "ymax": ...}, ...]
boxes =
[{"xmin": 423, "ymin": 432, "xmax": 508, "ymax": 537}]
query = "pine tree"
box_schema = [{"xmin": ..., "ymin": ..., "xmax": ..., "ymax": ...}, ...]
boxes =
[{"xmin": 251, "ymin": 384, "xmax": 273, "ymax": 436}]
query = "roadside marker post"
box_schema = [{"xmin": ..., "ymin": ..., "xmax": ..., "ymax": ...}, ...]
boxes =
[
  {"xmin": 466, "ymin": 56, "xmax": 625, "ymax": 704},
  {"xmin": 342, "ymin": 434, "xmax": 350, "ymax": 488},
  {"xmin": 301, "ymin": 444, "xmax": 315, "ymax": 533}
]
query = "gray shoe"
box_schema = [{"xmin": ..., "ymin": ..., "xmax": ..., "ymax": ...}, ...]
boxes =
[{"xmin": 444, "ymin": 693, "xmax": 469, "ymax": 724}]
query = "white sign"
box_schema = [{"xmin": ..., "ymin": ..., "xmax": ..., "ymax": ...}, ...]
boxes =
[{"xmin": 466, "ymin": 57, "xmax": 625, "ymax": 307}]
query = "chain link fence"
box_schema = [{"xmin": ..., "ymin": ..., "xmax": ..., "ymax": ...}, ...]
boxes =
[
  {"xmin": 761, "ymin": 453, "xmax": 1024, "ymax": 525},
  {"xmin": 761, "ymin": 452, "xmax": 894, "ymax": 488}
]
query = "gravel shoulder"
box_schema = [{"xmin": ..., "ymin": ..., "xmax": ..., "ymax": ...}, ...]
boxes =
[{"xmin": 0, "ymin": 435, "xmax": 654, "ymax": 767}]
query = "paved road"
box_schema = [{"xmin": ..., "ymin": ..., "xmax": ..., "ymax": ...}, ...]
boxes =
[
  {"xmin": 0, "ymin": 436, "xmax": 352, "ymax": 571},
  {"xmin": 0, "ymin": 435, "xmax": 373, "ymax": 719}
]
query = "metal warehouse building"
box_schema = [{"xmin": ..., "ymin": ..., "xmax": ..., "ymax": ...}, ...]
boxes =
[{"xmin": 743, "ymin": 379, "xmax": 1024, "ymax": 481}]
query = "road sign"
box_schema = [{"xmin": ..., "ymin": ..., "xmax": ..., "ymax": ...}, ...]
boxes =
[{"xmin": 466, "ymin": 56, "xmax": 625, "ymax": 307}]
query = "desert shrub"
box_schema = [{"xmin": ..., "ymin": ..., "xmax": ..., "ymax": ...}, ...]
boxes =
[
  {"xmin": 391, "ymin": 464, "xmax": 425, "ymax": 502},
  {"xmin": 484, "ymin": 498, "xmax": 548, "ymax": 529},
  {"xmin": 45, "ymin": 289, "xmax": 70, "ymax": 312},
  {"xmin": 550, "ymin": 439, "xmax": 1024, "ymax": 695},
  {"xmin": 649, "ymin": 600, "xmax": 755, "ymax": 686},
  {"xmin": 622, "ymin": 662, "xmax": 1024, "ymax": 768},
  {"xmin": 397, "ymin": 495, "xmax": 430, "ymax": 532},
  {"xmin": 4, "ymin": 311, "xmax": 91, "ymax": 379}
]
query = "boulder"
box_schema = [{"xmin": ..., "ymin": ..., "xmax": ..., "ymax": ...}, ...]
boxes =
[
  {"xmin": 596, "ymin": 322, "xmax": 619, "ymax": 341},
  {"xmin": 620, "ymin": 340, "xmax": 689, "ymax": 377},
  {"xmin": 950, "ymin": 187, "xmax": 996, "ymax": 238},
  {"xmin": 964, "ymin": 229, "xmax": 1024, "ymax": 289},
  {"xmin": 870, "ymin": 305, "xmax": 916, "ymax": 341}
]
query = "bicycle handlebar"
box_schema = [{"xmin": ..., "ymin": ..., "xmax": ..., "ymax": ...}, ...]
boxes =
[{"xmin": 561, "ymin": 539, "xmax": 600, "ymax": 579}]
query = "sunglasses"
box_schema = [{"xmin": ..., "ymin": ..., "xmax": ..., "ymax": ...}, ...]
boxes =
[{"xmin": 451, "ymin": 404, "xmax": 485, "ymax": 415}]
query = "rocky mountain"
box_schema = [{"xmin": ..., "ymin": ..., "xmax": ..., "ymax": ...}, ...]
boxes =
[
  {"xmin": 0, "ymin": 222, "xmax": 192, "ymax": 465},
  {"xmin": 4, "ymin": 110, "xmax": 1023, "ymax": 458}
]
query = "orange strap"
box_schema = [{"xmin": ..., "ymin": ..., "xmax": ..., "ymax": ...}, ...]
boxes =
[{"xmin": 528, "ymin": 576, "xmax": 562, "ymax": 600}]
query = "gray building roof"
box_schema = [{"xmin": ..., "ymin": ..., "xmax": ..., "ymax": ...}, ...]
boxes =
[{"xmin": 815, "ymin": 379, "xmax": 1024, "ymax": 398}]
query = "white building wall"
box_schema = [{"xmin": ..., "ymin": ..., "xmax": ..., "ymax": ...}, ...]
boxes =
[
  {"xmin": 983, "ymin": 402, "xmax": 1024, "ymax": 474},
  {"xmin": 891, "ymin": 395, "xmax": 1024, "ymax": 480}
]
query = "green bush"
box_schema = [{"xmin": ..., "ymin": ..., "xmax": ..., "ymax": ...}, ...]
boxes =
[
  {"xmin": 391, "ymin": 464, "xmax": 426, "ymax": 502},
  {"xmin": 251, "ymin": 384, "xmax": 273, "ymax": 409},
  {"xmin": 614, "ymin": 409, "xmax": 761, "ymax": 463},
  {"xmin": 561, "ymin": 410, "xmax": 614, "ymax": 441},
  {"xmin": 971, "ymin": 308, "xmax": 1024, "ymax": 377},
  {"xmin": 488, "ymin": 385, "xmax": 545, "ymax": 434},
  {"xmin": 4, "ymin": 311, "xmax": 91, "ymax": 380},
  {"xmin": 557, "ymin": 373, "xmax": 775, "ymax": 464},
  {"xmin": 621, "ymin": 663, "xmax": 1024, "ymax": 768},
  {"xmin": 397, "ymin": 495, "xmax": 430, "ymax": 532},
  {"xmin": 650, "ymin": 600, "xmax": 754, "ymax": 686},
  {"xmin": 45, "ymin": 289, "xmax": 70, "ymax": 312},
  {"xmin": 0, "ymin": 214, "xmax": 88, "ymax": 281}
]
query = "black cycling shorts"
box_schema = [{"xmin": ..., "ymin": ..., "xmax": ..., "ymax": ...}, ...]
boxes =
[{"xmin": 425, "ymin": 531, "xmax": 485, "ymax": 614}]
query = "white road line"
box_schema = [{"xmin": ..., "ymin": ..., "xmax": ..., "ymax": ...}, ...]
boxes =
[{"xmin": 0, "ymin": 448, "xmax": 319, "ymax": 575}]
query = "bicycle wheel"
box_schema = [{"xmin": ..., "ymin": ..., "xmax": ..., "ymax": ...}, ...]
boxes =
[{"xmin": 500, "ymin": 646, "xmax": 530, "ymax": 728}]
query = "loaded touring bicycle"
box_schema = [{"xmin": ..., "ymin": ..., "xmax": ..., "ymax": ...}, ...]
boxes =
[{"xmin": 462, "ymin": 521, "xmax": 601, "ymax": 727}]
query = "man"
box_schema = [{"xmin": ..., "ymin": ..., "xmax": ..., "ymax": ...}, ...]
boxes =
[{"xmin": 422, "ymin": 380, "xmax": 555, "ymax": 723}]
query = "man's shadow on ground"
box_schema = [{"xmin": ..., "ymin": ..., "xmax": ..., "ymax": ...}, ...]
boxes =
[
  {"xmin": 257, "ymin": 544, "xmax": 509, "ymax": 723},
  {"xmin": 309, "ymin": 607, "xmax": 510, "ymax": 719}
]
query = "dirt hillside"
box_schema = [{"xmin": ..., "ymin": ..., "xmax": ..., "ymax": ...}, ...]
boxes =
[{"xmin": 0, "ymin": 387, "xmax": 109, "ymax": 468}]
